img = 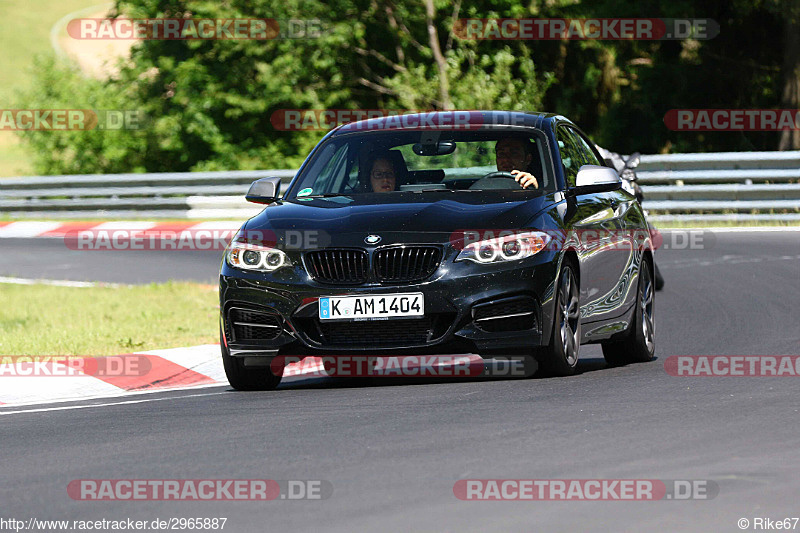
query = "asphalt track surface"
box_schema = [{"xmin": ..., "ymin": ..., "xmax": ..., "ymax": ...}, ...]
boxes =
[
  {"xmin": 0, "ymin": 238, "xmax": 221, "ymax": 284},
  {"xmin": 1, "ymin": 231, "xmax": 799, "ymax": 532}
]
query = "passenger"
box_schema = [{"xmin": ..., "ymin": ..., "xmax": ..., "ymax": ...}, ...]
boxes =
[{"xmin": 369, "ymin": 157, "xmax": 396, "ymax": 193}]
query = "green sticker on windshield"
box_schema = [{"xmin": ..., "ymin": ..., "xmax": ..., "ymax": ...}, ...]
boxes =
[{"xmin": 298, "ymin": 188, "xmax": 313, "ymax": 196}]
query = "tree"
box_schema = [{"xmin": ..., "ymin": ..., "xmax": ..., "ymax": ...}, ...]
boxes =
[
  {"xmin": 778, "ymin": 0, "xmax": 800, "ymax": 150},
  {"xmin": 15, "ymin": 0, "xmax": 794, "ymax": 174}
]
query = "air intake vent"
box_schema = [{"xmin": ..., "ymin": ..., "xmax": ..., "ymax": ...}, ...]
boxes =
[
  {"xmin": 374, "ymin": 246, "xmax": 441, "ymax": 283},
  {"xmin": 318, "ymin": 317, "xmax": 433, "ymax": 346},
  {"xmin": 304, "ymin": 249, "xmax": 369, "ymax": 284},
  {"xmin": 229, "ymin": 308, "xmax": 282, "ymax": 341},
  {"xmin": 472, "ymin": 298, "xmax": 538, "ymax": 333}
]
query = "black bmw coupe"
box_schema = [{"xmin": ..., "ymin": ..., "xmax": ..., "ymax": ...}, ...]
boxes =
[{"xmin": 219, "ymin": 111, "xmax": 657, "ymax": 390}]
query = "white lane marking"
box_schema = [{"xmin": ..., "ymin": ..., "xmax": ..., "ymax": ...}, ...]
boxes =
[
  {"xmin": 188, "ymin": 221, "xmax": 243, "ymax": 230},
  {"xmin": 660, "ymin": 254, "xmax": 800, "ymax": 270},
  {"xmin": 0, "ymin": 370, "xmax": 124, "ymax": 404},
  {"xmin": 665, "ymin": 227, "xmax": 800, "ymax": 233},
  {"xmin": 0, "ymin": 222, "xmax": 62, "ymax": 238},
  {"xmin": 727, "ymin": 257, "xmax": 766, "ymax": 264},
  {"xmin": 0, "ymin": 390, "xmax": 228, "ymax": 416},
  {"xmin": 92, "ymin": 221, "xmax": 158, "ymax": 230},
  {"xmin": 0, "ymin": 370, "xmax": 330, "ymax": 415},
  {"xmin": 0, "ymin": 276, "xmax": 123, "ymax": 288},
  {"xmin": 0, "ymin": 381, "xmax": 226, "ymax": 409}
]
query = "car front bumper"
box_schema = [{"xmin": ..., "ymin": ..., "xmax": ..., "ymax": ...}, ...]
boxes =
[{"xmin": 219, "ymin": 249, "xmax": 560, "ymax": 358}]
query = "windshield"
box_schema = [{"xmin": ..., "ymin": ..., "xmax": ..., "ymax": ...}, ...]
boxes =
[{"xmin": 287, "ymin": 130, "xmax": 553, "ymax": 199}]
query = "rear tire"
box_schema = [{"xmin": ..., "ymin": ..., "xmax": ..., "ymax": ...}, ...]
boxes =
[
  {"xmin": 602, "ymin": 257, "xmax": 656, "ymax": 366},
  {"xmin": 221, "ymin": 331, "xmax": 282, "ymax": 391},
  {"xmin": 537, "ymin": 260, "xmax": 581, "ymax": 377}
]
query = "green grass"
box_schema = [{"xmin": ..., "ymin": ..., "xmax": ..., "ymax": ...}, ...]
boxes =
[
  {"xmin": 0, "ymin": 0, "xmax": 108, "ymax": 176},
  {"xmin": 0, "ymin": 0, "xmax": 106, "ymax": 102},
  {"xmin": 0, "ymin": 281, "xmax": 219, "ymax": 355},
  {"xmin": 0, "ymin": 133, "xmax": 33, "ymax": 177}
]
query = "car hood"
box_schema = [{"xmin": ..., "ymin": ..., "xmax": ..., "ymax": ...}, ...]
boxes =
[{"xmin": 246, "ymin": 192, "xmax": 555, "ymax": 235}]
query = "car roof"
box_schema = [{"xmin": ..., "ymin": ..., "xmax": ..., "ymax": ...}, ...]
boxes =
[{"xmin": 330, "ymin": 110, "xmax": 570, "ymax": 136}]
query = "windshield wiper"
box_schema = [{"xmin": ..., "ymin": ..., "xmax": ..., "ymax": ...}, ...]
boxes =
[
  {"xmin": 412, "ymin": 188, "xmax": 477, "ymax": 193},
  {"xmin": 301, "ymin": 193, "xmax": 349, "ymax": 198}
]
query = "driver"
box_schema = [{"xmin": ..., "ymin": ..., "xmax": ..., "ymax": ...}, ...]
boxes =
[{"xmin": 495, "ymin": 138, "xmax": 539, "ymax": 189}]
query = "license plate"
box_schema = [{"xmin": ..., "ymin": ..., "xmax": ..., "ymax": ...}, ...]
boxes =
[{"xmin": 319, "ymin": 293, "xmax": 424, "ymax": 320}]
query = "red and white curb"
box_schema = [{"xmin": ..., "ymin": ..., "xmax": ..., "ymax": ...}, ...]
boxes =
[
  {"xmin": 0, "ymin": 345, "xmax": 348, "ymax": 407},
  {"xmin": 0, "ymin": 221, "xmax": 243, "ymax": 239},
  {"xmin": 0, "ymin": 345, "xmax": 225, "ymax": 407},
  {"xmin": 0, "ymin": 345, "xmax": 489, "ymax": 408}
]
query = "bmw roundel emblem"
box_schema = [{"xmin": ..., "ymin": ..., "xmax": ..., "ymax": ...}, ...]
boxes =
[{"xmin": 365, "ymin": 234, "xmax": 382, "ymax": 244}]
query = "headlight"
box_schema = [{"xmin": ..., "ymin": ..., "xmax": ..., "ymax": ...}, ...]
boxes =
[
  {"xmin": 227, "ymin": 241, "xmax": 288, "ymax": 272},
  {"xmin": 455, "ymin": 231, "xmax": 551, "ymax": 264}
]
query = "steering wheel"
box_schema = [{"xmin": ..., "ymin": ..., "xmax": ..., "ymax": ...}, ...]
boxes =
[
  {"xmin": 481, "ymin": 171, "xmax": 518, "ymax": 181},
  {"xmin": 469, "ymin": 171, "xmax": 523, "ymax": 190}
]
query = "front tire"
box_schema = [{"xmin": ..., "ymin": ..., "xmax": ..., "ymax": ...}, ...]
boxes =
[
  {"xmin": 654, "ymin": 261, "xmax": 665, "ymax": 291},
  {"xmin": 602, "ymin": 257, "xmax": 656, "ymax": 366},
  {"xmin": 221, "ymin": 331, "xmax": 282, "ymax": 391},
  {"xmin": 537, "ymin": 260, "xmax": 581, "ymax": 377}
]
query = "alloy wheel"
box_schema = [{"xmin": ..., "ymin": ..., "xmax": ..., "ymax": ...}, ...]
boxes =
[{"xmin": 559, "ymin": 267, "xmax": 580, "ymax": 366}]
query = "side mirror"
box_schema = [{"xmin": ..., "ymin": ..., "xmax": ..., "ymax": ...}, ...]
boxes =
[
  {"xmin": 572, "ymin": 165, "xmax": 621, "ymax": 195},
  {"xmin": 245, "ymin": 177, "xmax": 282, "ymax": 204},
  {"xmin": 625, "ymin": 152, "xmax": 641, "ymax": 170}
]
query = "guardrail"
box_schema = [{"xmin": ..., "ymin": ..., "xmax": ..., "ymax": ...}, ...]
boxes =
[
  {"xmin": 1, "ymin": 151, "xmax": 798, "ymax": 221},
  {"xmin": 636, "ymin": 151, "xmax": 800, "ymax": 222},
  {"xmin": 0, "ymin": 170, "xmax": 295, "ymax": 219}
]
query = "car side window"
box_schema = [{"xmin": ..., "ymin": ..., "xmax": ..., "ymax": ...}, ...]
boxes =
[
  {"xmin": 326, "ymin": 144, "xmax": 352, "ymax": 192},
  {"xmin": 310, "ymin": 143, "xmax": 352, "ymax": 194},
  {"xmin": 556, "ymin": 127, "xmax": 583, "ymax": 187},
  {"xmin": 572, "ymin": 130, "xmax": 603, "ymax": 167}
]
